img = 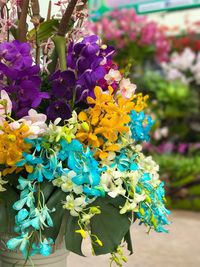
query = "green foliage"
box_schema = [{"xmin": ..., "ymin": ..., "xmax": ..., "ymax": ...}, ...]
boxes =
[
  {"xmin": 137, "ymin": 71, "xmax": 200, "ymax": 141},
  {"xmin": 113, "ymin": 43, "xmax": 155, "ymax": 68},
  {"xmin": 65, "ymin": 196, "xmax": 132, "ymax": 256},
  {"xmin": 27, "ymin": 19, "xmax": 59, "ymax": 43},
  {"xmin": 42, "ymin": 188, "xmax": 66, "ymax": 240},
  {"xmin": 154, "ymin": 154, "xmax": 200, "ymax": 211},
  {"xmin": 0, "ymin": 184, "xmax": 19, "ymax": 233},
  {"xmin": 139, "ymin": 71, "xmax": 199, "ymax": 118}
]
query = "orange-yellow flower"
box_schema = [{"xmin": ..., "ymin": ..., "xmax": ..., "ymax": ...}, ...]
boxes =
[
  {"xmin": 77, "ymin": 86, "xmax": 149, "ymax": 160},
  {"xmin": 0, "ymin": 122, "xmax": 31, "ymax": 167},
  {"xmin": 133, "ymin": 93, "xmax": 149, "ymax": 112}
]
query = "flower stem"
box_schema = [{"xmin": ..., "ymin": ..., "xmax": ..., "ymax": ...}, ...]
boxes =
[
  {"xmin": 18, "ymin": 0, "xmax": 29, "ymax": 42},
  {"xmin": 46, "ymin": 0, "xmax": 52, "ymax": 21},
  {"xmin": 57, "ymin": 0, "xmax": 79, "ymax": 37}
]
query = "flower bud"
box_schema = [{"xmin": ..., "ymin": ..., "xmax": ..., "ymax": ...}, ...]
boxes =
[{"xmin": 81, "ymin": 122, "xmax": 89, "ymax": 132}]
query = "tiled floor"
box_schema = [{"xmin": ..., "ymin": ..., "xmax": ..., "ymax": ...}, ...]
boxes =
[{"xmin": 68, "ymin": 210, "xmax": 200, "ymax": 267}]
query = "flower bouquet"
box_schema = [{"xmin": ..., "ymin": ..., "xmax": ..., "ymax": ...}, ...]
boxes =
[{"xmin": 0, "ymin": 0, "xmax": 170, "ymax": 266}]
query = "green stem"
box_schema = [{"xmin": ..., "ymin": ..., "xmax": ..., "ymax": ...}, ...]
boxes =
[
  {"xmin": 52, "ymin": 35, "xmax": 67, "ymax": 71},
  {"xmin": 51, "ymin": 0, "xmax": 88, "ymax": 71},
  {"xmin": 47, "ymin": 48, "xmax": 58, "ymax": 74}
]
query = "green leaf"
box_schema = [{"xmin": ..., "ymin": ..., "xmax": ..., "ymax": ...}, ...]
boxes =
[
  {"xmin": 27, "ymin": 19, "xmax": 59, "ymax": 43},
  {"xmin": 124, "ymin": 230, "xmax": 133, "ymax": 255},
  {"xmin": 43, "ymin": 189, "xmax": 66, "ymax": 240},
  {"xmin": 64, "ymin": 196, "xmax": 132, "ymax": 256},
  {"xmin": 65, "ymin": 213, "xmax": 84, "ymax": 256},
  {"xmin": 0, "ymin": 184, "xmax": 19, "ymax": 233},
  {"xmin": 52, "ymin": 35, "xmax": 67, "ymax": 71},
  {"xmin": 90, "ymin": 196, "xmax": 132, "ymax": 255},
  {"xmin": 40, "ymin": 182, "xmax": 55, "ymax": 202}
]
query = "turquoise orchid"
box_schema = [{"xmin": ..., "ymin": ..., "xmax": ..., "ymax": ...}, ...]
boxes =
[
  {"xmin": 31, "ymin": 238, "xmax": 54, "ymax": 257},
  {"xmin": 129, "ymin": 111, "xmax": 154, "ymax": 142},
  {"xmin": 58, "ymin": 139, "xmax": 102, "ymax": 188},
  {"xmin": 7, "ymin": 232, "xmax": 30, "ymax": 257},
  {"xmin": 13, "ymin": 188, "xmax": 35, "ymax": 210},
  {"xmin": 110, "ymin": 150, "xmax": 139, "ymax": 172}
]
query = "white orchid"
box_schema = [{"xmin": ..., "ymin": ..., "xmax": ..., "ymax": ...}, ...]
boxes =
[
  {"xmin": 119, "ymin": 78, "xmax": 137, "ymax": 99},
  {"xmin": 120, "ymin": 192, "xmax": 146, "ymax": 214},
  {"xmin": 171, "ymin": 48, "xmax": 195, "ymax": 71},
  {"xmin": 120, "ymin": 200, "xmax": 137, "ymax": 214},
  {"xmin": 46, "ymin": 112, "xmax": 78, "ymax": 143},
  {"xmin": 108, "ymin": 185, "xmax": 126, "ymax": 198},
  {"xmin": 104, "ymin": 69, "xmax": 122, "ymax": 84},
  {"xmin": 63, "ymin": 195, "xmax": 87, "ymax": 216},
  {"xmin": 162, "ymin": 47, "xmax": 200, "ymax": 86},
  {"xmin": 20, "ymin": 109, "xmax": 47, "ymax": 138},
  {"xmin": 60, "ymin": 171, "xmax": 83, "ymax": 195}
]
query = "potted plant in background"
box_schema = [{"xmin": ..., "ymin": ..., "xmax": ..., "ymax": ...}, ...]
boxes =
[{"xmin": 0, "ymin": 0, "xmax": 170, "ymax": 266}]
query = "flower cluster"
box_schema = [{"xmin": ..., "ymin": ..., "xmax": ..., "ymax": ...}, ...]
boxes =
[
  {"xmin": 88, "ymin": 9, "xmax": 170, "ymax": 63},
  {"xmin": 0, "ymin": 34, "xmax": 169, "ymax": 262},
  {"xmin": 0, "ymin": 41, "xmax": 49, "ymax": 117},
  {"xmin": 162, "ymin": 47, "xmax": 200, "ymax": 86},
  {"xmin": 0, "ymin": 0, "xmax": 19, "ymax": 43},
  {"xmin": 47, "ymin": 35, "xmax": 115, "ymax": 121}
]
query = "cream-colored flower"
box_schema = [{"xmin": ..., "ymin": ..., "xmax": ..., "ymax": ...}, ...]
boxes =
[
  {"xmin": 61, "ymin": 171, "xmax": 83, "ymax": 195},
  {"xmin": 63, "ymin": 195, "xmax": 87, "ymax": 216},
  {"xmin": 120, "ymin": 200, "xmax": 137, "ymax": 214},
  {"xmin": 104, "ymin": 69, "xmax": 122, "ymax": 84},
  {"xmin": 119, "ymin": 78, "xmax": 136, "ymax": 99}
]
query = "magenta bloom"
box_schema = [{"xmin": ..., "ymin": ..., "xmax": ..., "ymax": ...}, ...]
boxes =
[{"xmin": 88, "ymin": 9, "xmax": 170, "ymax": 63}]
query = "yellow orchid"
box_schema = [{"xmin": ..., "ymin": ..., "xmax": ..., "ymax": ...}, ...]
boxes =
[
  {"xmin": 133, "ymin": 93, "xmax": 149, "ymax": 112},
  {"xmin": 0, "ymin": 122, "xmax": 31, "ymax": 167},
  {"xmin": 87, "ymin": 86, "xmax": 113, "ymax": 107},
  {"xmin": 75, "ymin": 229, "xmax": 87, "ymax": 239},
  {"xmin": 77, "ymin": 86, "xmax": 149, "ymax": 160}
]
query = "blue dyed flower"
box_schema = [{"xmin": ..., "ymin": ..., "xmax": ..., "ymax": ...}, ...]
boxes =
[
  {"xmin": 129, "ymin": 111, "xmax": 154, "ymax": 142},
  {"xmin": 58, "ymin": 139, "xmax": 102, "ymax": 189},
  {"xmin": 31, "ymin": 238, "xmax": 54, "ymax": 257},
  {"xmin": 7, "ymin": 232, "xmax": 29, "ymax": 256},
  {"xmin": 110, "ymin": 151, "xmax": 138, "ymax": 172},
  {"xmin": 136, "ymin": 174, "xmax": 170, "ymax": 233},
  {"xmin": 13, "ymin": 188, "xmax": 35, "ymax": 210}
]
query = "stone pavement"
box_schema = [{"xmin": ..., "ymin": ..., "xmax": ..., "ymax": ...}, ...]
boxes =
[{"xmin": 68, "ymin": 210, "xmax": 200, "ymax": 267}]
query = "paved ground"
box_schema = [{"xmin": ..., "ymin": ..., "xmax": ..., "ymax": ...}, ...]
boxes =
[{"xmin": 68, "ymin": 210, "xmax": 200, "ymax": 267}]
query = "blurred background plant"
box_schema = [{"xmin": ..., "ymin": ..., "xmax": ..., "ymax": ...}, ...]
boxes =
[{"xmin": 88, "ymin": 8, "xmax": 200, "ymax": 211}]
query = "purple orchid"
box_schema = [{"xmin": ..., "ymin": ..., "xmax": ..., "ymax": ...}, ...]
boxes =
[
  {"xmin": 0, "ymin": 40, "xmax": 33, "ymax": 69},
  {"xmin": 46, "ymin": 100, "xmax": 71, "ymax": 122},
  {"xmin": 0, "ymin": 41, "xmax": 49, "ymax": 118},
  {"xmin": 46, "ymin": 35, "xmax": 116, "ymax": 120}
]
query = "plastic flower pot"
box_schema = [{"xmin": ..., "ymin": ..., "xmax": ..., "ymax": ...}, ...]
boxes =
[{"xmin": 0, "ymin": 234, "xmax": 69, "ymax": 267}]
